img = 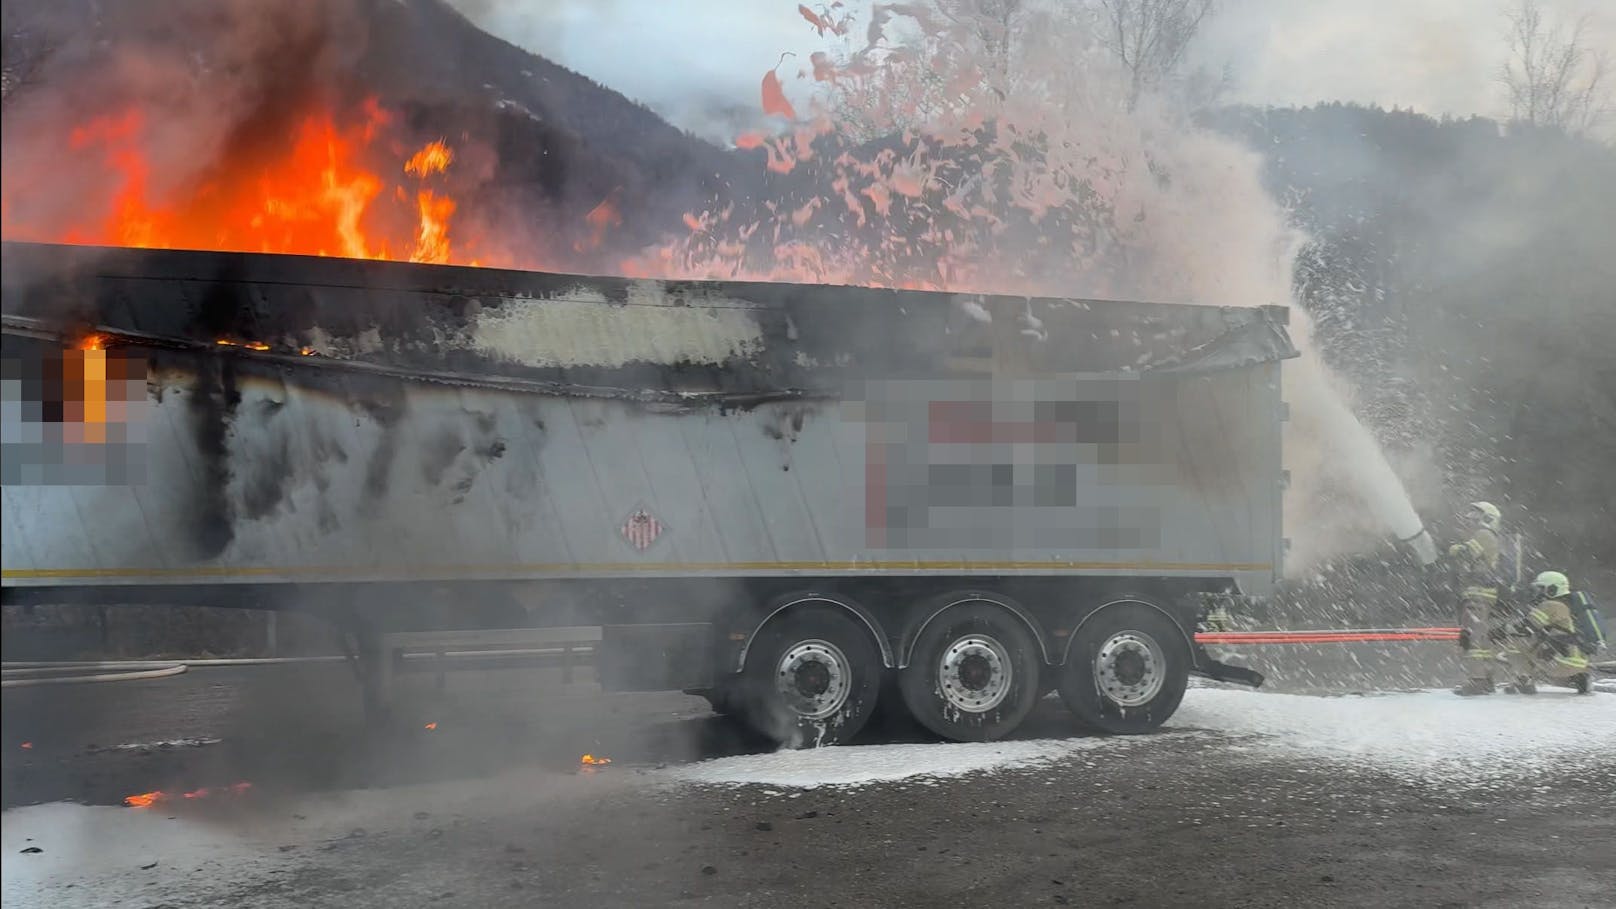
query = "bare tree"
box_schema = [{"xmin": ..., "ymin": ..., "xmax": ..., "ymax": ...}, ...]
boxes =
[
  {"xmin": 1093, "ymin": 0, "xmax": 1217, "ymax": 109},
  {"xmin": 2, "ymin": 0, "xmax": 77, "ymax": 109},
  {"xmin": 933, "ymin": 0, "xmax": 1026, "ymax": 99},
  {"xmin": 1500, "ymin": 0, "xmax": 1610, "ymax": 135}
]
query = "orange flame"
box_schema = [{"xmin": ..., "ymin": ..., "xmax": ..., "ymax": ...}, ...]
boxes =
[
  {"xmin": 215, "ymin": 338, "xmax": 272, "ymax": 351},
  {"xmin": 404, "ymin": 140, "xmax": 453, "ymax": 178},
  {"xmin": 424, "ymin": 722, "xmax": 438, "ymax": 731},
  {"xmin": 20, "ymin": 742, "xmax": 33, "ymax": 750},
  {"xmin": 410, "ymin": 191, "xmax": 456, "ymax": 264},
  {"xmin": 580, "ymin": 754, "xmax": 611, "ymax": 766},
  {"xmin": 77, "ymin": 334, "xmax": 108, "ymax": 351},
  {"xmin": 128, "ymin": 781, "xmax": 251, "ymax": 806},
  {"xmin": 578, "ymin": 192, "xmax": 623, "ymax": 251},
  {"xmin": 3, "ymin": 102, "xmax": 483, "ymax": 267}
]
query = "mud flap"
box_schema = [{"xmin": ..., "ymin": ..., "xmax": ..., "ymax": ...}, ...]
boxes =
[
  {"xmin": 600, "ymin": 623, "xmax": 714, "ymax": 692},
  {"xmin": 1192, "ymin": 648, "xmax": 1264, "ymax": 688}
]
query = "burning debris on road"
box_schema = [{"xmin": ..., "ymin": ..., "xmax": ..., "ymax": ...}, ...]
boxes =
[
  {"xmin": 122, "ymin": 791, "xmax": 162, "ymax": 809},
  {"xmin": 123, "ymin": 781, "xmax": 253, "ymax": 808}
]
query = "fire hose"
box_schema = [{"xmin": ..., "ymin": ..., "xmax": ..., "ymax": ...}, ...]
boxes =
[
  {"xmin": 1, "ymin": 661, "xmax": 188, "ymax": 688},
  {"xmin": 1196, "ymin": 627, "xmax": 1461, "ymax": 645},
  {"xmin": 0, "ymin": 656, "xmax": 358, "ymax": 688}
]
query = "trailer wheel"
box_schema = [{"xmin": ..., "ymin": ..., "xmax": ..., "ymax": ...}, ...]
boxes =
[
  {"xmin": 1058, "ymin": 603, "xmax": 1189, "ymax": 735},
  {"xmin": 899, "ymin": 601, "xmax": 1042, "ymax": 742},
  {"xmin": 739, "ymin": 608, "xmax": 881, "ymax": 748}
]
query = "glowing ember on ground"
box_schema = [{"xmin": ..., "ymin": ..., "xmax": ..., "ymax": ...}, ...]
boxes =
[
  {"xmin": 125, "ymin": 781, "xmax": 252, "ymax": 807},
  {"xmin": 580, "ymin": 754, "xmax": 611, "ymax": 766}
]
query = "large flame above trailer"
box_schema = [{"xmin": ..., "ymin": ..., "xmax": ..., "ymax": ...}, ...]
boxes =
[
  {"xmin": 0, "ymin": 0, "xmax": 1432, "ymax": 570},
  {"xmin": 2, "ymin": 99, "xmax": 487, "ymax": 267}
]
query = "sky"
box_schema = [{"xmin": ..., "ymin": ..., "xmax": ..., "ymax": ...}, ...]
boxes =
[{"xmin": 449, "ymin": 0, "xmax": 1615, "ymax": 140}]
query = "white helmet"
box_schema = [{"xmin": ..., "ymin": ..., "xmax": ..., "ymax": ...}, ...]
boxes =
[
  {"xmin": 1468, "ymin": 501, "xmax": 1501, "ymax": 531},
  {"xmin": 1531, "ymin": 570, "xmax": 1570, "ymax": 600}
]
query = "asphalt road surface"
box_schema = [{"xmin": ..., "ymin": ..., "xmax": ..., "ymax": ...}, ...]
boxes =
[{"xmin": 4, "ymin": 646, "xmax": 1614, "ymax": 908}]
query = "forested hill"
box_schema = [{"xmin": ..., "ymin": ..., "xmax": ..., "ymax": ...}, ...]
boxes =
[{"xmin": 1209, "ymin": 103, "xmax": 1616, "ymax": 574}]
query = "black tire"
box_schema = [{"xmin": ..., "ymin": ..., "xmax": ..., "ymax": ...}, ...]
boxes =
[
  {"xmin": 1059, "ymin": 603, "xmax": 1190, "ymax": 735},
  {"xmin": 738, "ymin": 607, "xmax": 882, "ymax": 748},
  {"xmin": 899, "ymin": 599, "xmax": 1043, "ymax": 742}
]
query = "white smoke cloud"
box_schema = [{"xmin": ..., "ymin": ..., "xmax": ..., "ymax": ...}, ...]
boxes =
[
  {"xmin": 452, "ymin": 0, "xmax": 1615, "ymax": 140},
  {"xmin": 1191, "ymin": 0, "xmax": 1613, "ymax": 123}
]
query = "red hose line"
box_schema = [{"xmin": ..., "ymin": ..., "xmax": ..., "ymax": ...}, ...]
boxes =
[{"xmin": 1197, "ymin": 629, "xmax": 1460, "ymax": 645}]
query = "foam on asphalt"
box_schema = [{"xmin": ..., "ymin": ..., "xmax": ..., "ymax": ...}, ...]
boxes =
[
  {"xmin": 669, "ymin": 687, "xmax": 1616, "ymax": 790},
  {"xmin": 667, "ymin": 735, "xmax": 1142, "ymax": 789}
]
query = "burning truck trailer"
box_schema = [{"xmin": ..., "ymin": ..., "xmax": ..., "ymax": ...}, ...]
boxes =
[{"xmin": 1, "ymin": 240, "xmax": 1293, "ymax": 745}]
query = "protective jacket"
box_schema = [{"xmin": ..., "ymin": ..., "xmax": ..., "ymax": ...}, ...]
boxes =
[{"xmin": 1449, "ymin": 527, "xmax": 1500, "ymax": 604}]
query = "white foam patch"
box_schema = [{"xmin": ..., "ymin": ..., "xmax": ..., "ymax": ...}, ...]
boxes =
[
  {"xmin": 668, "ymin": 688, "xmax": 1616, "ymax": 791},
  {"xmin": 2, "ymin": 803, "xmax": 271, "ymax": 908},
  {"xmin": 1174, "ymin": 687, "xmax": 1616, "ymax": 786},
  {"xmin": 668, "ymin": 737, "xmax": 1130, "ymax": 790},
  {"xmin": 468, "ymin": 288, "xmax": 765, "ymax": 368},
  {"xmin": 103, "ymin": 737, "xmax": 221, "ymax": 752},
  {"xmin": 1, "ymin": 768, "xmax": 610, "ymax": 908}
]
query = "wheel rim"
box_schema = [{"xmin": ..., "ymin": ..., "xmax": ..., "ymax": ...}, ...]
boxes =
[
  {"xmin": 938, "ymin": 634, "xmax": 1014, "ymax": 714},
  {"xmin": 1094, "ymin": 631, "xmax": 1165, "ymax": 707},
  {"xmin": 775, "ymin": 639, "xmax": 852, "ymax": 720}
]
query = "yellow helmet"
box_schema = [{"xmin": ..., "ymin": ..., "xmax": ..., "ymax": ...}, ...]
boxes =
[
  {"xmin": 1531, "ymin": 570, "xmax": 1570, "ymax": 600},
  {"xmin": 1468, "ymin": 501, "xmax": 1501, "ymax": 531}
]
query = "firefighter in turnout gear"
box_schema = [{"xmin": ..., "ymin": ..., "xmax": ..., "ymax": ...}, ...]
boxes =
[
  {"xmin": 1502, "ymin": 571, "xmax": 1594, "ymax": 694},
  {"xmin": 1451, "ymin": 501, "xmax": 1504, "ymax": 696}
]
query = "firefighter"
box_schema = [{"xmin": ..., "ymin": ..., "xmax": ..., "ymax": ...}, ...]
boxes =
[
  {"xmin": 1450, "ymin": 501, "xmax": 1504, "ymax": 696},
  {"xmin": 1502, "ymin": 571, "xmax": 1593, "ymax": 694}
]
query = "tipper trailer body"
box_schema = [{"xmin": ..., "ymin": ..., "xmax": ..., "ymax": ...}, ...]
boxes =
[{"xmin": 1, "ymin": 241, "xmax": 1293, "ymax": 742}]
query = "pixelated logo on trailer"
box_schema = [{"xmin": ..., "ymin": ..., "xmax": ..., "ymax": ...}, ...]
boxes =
[
  {"xmin": 620, "ymin": 505, "xmax": 665, "ymax": 552},
  {"xmin": 2, "ymin": 340, "xmax": 149, "ymax": 486}
]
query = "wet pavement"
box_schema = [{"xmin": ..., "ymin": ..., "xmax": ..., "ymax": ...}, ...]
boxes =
[{"xmin": 4, "ymin": 649, "xmax": 1613, "ymax": 908}]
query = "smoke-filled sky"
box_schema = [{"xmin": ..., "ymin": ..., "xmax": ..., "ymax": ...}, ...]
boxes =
[{"xmin": 451, "ymin": 0, "xmax": 1613, "ymax": 141}]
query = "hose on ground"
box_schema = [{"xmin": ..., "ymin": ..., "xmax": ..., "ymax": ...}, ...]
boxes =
[{"xmin": 1, "ymin": 662, "xmax": 188, "ymax": 687}]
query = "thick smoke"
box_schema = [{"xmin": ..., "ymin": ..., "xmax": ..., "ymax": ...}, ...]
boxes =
[
  {"xmin": 1, "ymin": 0, "xmax": 369, "ymax": 239},
  {"xmin": 602, "ymin": 2, "xmax": 1422, "ymax": 571}
]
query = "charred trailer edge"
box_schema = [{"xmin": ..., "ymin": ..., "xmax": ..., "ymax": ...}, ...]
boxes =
[{"xmin": 1, "ymin": 241, "xmax": 1293, "ymax": 745}]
